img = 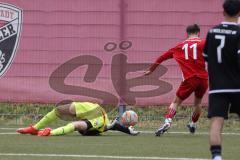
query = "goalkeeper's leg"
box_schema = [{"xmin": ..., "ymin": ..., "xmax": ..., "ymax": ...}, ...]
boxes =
[
  {"xmin": 38, "ymin": 121, "xmax": 88, "ymax": 136},
  {"xmin": 16, "ymin": 108, "xmax": 59, "ymax": 135},
  {"xmin": 17, "ymin": 103, "xmax": 76, "ymax": 135}
]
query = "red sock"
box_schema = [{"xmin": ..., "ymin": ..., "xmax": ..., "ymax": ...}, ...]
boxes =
[
  {"xmin": 191, "ymin": 112, "xmax": 200, "ymax": 123},
  {"xmin": 165, "ymin": 108, "xmax": 176, "ymax": 119}
]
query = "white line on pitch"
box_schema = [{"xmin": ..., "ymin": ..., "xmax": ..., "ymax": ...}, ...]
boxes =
[
  {"xmin": 139, "ymin": 131, "xmax": 240, "ymax": 136},
  {"xmin": 0, "ymin": 132, "xmax": 17, "ymax": 135},
  {"xmin": 0, "ymin": 153, "xmax": 209, "ymax": 160},
  {"xmin": 0, "ymin": 128, "xmax": 17, "ymax": 130},
  {"xmin": 0, "ymin": 128, "xmax": 240, "ymax": 136}
]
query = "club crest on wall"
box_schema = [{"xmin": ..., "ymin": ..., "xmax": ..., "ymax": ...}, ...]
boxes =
[{"xmin": 0, "ymin": 3, "xmax": 22, "ymax": 77}]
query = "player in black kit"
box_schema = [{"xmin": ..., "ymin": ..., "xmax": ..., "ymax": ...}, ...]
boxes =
[{"xmin": 203, "ymin": 0, "xmax": 240, "ymax": 160}]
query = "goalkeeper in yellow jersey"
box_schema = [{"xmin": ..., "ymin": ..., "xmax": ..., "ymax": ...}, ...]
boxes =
[{"xmin": 17, "ymin": 101, "xmax": 139, "ymax": 136}]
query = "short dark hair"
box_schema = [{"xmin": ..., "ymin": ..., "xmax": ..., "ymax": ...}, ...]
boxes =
[
  {"xmin": 186, "ymin": 24, "xmax": 200, "ymax": 35},
  {"xmin": 223, "ymin": 0, "xmax": 240, "ymax": 17}
]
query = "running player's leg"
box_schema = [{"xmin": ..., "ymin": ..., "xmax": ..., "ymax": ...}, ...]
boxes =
[
  {"xmin": 165, "ymin": 96, "xmax": 183, "ymax": 124},
  {"xmin": 209, "ymin": 93, "xmax": 240, "ymax": 159},
  {"xmin": 188, "ymin": 78, "xmax": 208, "ymax": 133},
  {"xmin": 208, "ymin": 94, "xmax": 229, "ymax": 160},
  {"xmin": 155, "ymin": 96, "xmax": 182, "ymax": 136},
  {"xmin": 209, "ymin": 117, "xmax": 224, "ymax": 160},
  {"xmin": 187, "ymin": 97, "xmax": 202, "ymax": 133},
  {"xmin": 155, "ymin": 78, "xmax": 194, "ymax": 136},
  {"xmin": 229, "ymin": 93, "xmax": 240, "ymax": 117}
]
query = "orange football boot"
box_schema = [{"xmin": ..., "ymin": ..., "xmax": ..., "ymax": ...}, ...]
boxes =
[
  {"xmin": 16, "ymin": 125, "xmax": 38, "ymax": 135},
  {"xmin": 37, "ymin": 128, "xmax": 51, "ymax": 136}
]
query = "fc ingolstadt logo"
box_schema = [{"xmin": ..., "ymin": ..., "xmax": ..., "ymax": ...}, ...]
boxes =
[{"xmin": 0, "ymin": 3, "xmax": 22, "ymax": 77}]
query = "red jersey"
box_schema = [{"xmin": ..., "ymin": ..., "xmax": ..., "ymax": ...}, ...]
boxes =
[{"xmin": 150, "ymin": 37, "xmax": 208, "ymax": 80}]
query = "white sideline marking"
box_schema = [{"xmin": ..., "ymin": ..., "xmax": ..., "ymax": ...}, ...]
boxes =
[
  {"xmin": 0, "ymin": 127, "xmax": 240, "ymax": 136},
  {"xmin": 0, "ymin": 128, "xmax": 17, "ymax": 130},
  {"xmin": 139, "ymin": 131, "xmax": 240, "ymax": 136},
  {"xmin": 0, "ymin": 132, "xmax": 17, "ymax": 135},
  {"xmin": 0, "ymin": 153, "xmax": 209, "ymax": 160}
]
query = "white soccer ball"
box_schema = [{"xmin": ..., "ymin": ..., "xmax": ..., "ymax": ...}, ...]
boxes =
[{"xmin": 121, "ymin": 110, "xmax": 138, "ymax": 127}]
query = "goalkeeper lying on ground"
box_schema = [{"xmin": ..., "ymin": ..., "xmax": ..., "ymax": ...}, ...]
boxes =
[{"xmin": 17, "ymin": 101, "xmax": 139, "ymax": 136}]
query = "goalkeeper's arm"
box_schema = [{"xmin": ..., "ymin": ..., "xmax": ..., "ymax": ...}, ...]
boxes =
[{"xmin": 106, "ymin": 119, "xmax": 140, "ymax": 136}]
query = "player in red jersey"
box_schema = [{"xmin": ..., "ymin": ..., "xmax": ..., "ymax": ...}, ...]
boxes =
[{"xmin": 144, "ymin": 24, "xmax": 208, "ymax": 136}]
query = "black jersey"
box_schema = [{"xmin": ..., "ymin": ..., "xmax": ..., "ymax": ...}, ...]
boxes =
[{"xmin": 204, "ymin": 22, "xmax": 240, "ymax": 94}]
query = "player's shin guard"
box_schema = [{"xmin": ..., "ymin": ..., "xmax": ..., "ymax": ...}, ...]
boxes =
[
  {"xmin": 50, "ymin": 123, "xmax": 75, "ymax": 136},
  {"xmin": 34, "ymin": 109, "xmax": 58, "ymax": 130}
]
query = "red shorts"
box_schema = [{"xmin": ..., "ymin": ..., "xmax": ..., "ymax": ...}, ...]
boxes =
[{"xmin": 176, "ymin": 77, "xmax": 208, "ymax": 100}]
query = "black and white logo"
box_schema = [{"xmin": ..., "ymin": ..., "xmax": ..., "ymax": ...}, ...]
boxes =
[{"xmin": 0, "ymin": 3, "xmax": 22, "ymax": 77}]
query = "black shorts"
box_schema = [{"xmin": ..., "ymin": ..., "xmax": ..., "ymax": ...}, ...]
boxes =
[
  {"xmin": 208, "ymin": 93, "xmax": 240, "ymax": 119},
  {"xmin": 77, "ymin": 120, "xmax": 101, "ymax": 136},
  {"xmin": 77, "ymin": 120, "xmax": 92, "ymax": 133}
]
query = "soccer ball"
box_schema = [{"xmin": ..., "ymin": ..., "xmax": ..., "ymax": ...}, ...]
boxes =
[{"xmin": 121, "ymin": 110, "xmax": 138, "ymax": 127}]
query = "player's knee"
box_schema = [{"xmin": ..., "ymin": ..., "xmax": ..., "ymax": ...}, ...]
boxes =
[
  {"xmin": 69, "ymin": 102, "xmax": 76, "ymax": 115},
  {"xmin": 54, "ymin": 107, "xmax": 62, "ymax": 117},
  {"xmin": 55, "ymin": 103, "xmax": 73, "ymax": 115},
  {"xmin": 72, "ymin": 121, "xmax": 88, "ymax": 131},
  {"xmin": 194, "ymin": 96, "xmax": 202, "ymax": 106},
  {"xmin": 55, "ymin": 106, "xmax": 65, "ymax": 116}
]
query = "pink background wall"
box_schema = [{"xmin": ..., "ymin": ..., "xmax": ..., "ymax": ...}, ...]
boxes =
[{"xmin": 0, "ymin": 0, "xmax": 223, "ymax": 106}]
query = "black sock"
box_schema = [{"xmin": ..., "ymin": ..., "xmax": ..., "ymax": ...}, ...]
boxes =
[{"xmin": 210, "ymin": 145, "xmax": 222, "ymax": 158}]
